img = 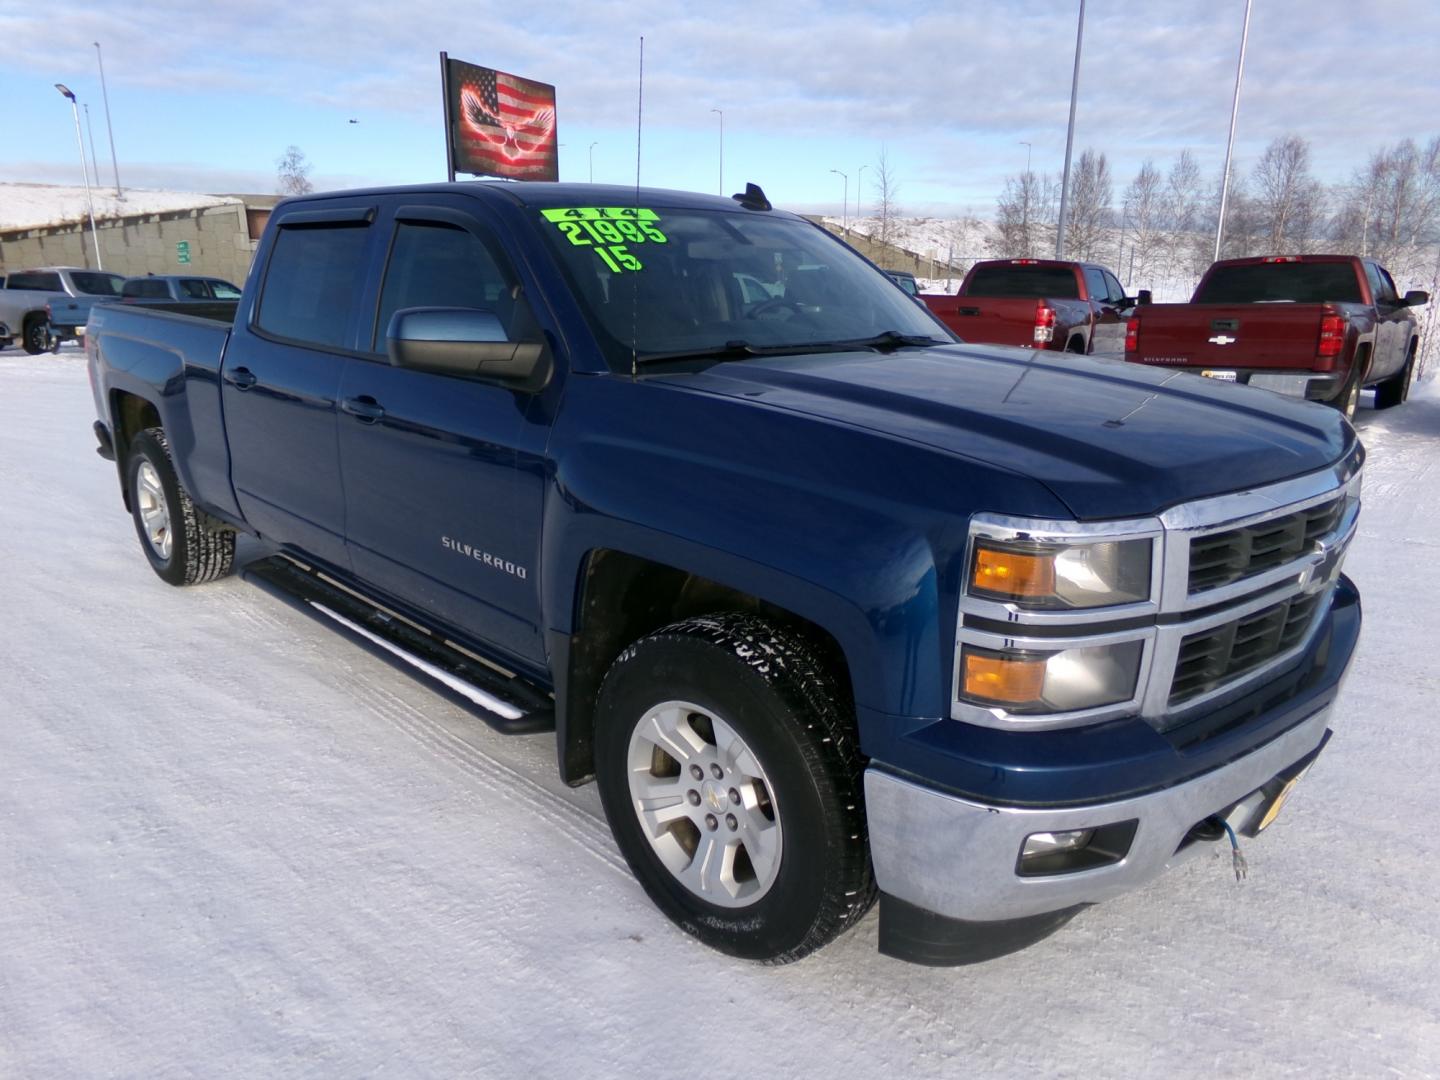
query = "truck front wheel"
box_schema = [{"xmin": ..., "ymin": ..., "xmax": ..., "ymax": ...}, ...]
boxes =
[
  {"xmin": 22, "ymin": 315, "xmax": 50, "ymax": 355},
  {"xmin": 594, "ymin": 614, "xmax": 875, "ymax": 962},
  {"xmin": 125, "ymin": 427, "xmax": 236, "ymax": 586}
]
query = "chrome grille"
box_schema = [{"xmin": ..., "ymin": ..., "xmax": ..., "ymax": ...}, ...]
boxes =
[
  {"xmin": 1169, "ymin": 592, "xmax": 1323, "ymax": 705},
  {"xmin": 1187, "ymin": 497, "xmax": 1345, "ymax": 594}
]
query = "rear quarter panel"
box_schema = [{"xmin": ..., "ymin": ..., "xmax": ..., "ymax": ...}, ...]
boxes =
[{"xmin": 89, "ymin": 304, "xmax": 241, "ymax": 521}]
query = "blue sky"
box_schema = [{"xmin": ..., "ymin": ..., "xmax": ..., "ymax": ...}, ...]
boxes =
[{"xmin": 3, "ymin": 0, "xmax": 1437, "ymax": 218}]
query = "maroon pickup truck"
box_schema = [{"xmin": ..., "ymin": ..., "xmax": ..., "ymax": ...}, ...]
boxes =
[
  {"xmin": 922, "ymin": 259, "xmax": 1147, "ymax": 358},
  {"xmin": 1125, "ymin": 255, "xmax": 1427, "ymax": 416}
]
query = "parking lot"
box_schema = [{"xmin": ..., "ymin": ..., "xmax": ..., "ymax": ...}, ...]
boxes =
[{"xmin": 0, "ymin": 348, "xmax": 1436, "ymax": 1077}]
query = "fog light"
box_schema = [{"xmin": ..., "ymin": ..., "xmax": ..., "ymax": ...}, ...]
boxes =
[
  {"xmin": 1016, "ymin": 820, "xmax": 1138, "ymax": 877},
  {"xmin": 1022, "ymin": 829, "xmax": 1095, "ymax": 858}
]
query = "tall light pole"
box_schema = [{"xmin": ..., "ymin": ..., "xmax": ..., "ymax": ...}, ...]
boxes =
[
  {"xmin": 589, "ymin": 141, "xmax": 598, "ymax": 183},
  {"xmin": 1214, "ymin": 0, "xmax": 1253, "ymax": 261},
  {"xmin": 54, "ymin": 84, "xmax": 102, "ymax": 269},
  {"xmin": 830, "ymin": 169, "xmax": 848, "ymax": 231},
  {"xmin": 710, "ymin": 108, "xmax": 724, "ymax": 195},
  {"xmin": 1019, "ymin": 141, "xmax": 1033, "ymax": 174},
  {"xmin": 93, "ymin": 41, "xmax": 122, "ymax": 197},
  {"xmin": 1055, "ymin": 0, "xmax": 1086, "ymax": 259},
  {"xmin": 857, "ymin": 164, "xmax": 869, "ymax": 223},
  {"xmin": 83, "ymin": 103, "xmax": 101, "ymax": 188}
]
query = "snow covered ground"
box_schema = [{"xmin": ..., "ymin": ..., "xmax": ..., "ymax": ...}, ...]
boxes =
[{"xmin": 2, "ymin": 348, "xmax": 1438, "ymax": 1078}]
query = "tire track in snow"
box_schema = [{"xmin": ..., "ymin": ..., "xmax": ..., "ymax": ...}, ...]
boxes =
[{"xmin": 347, "ymin": 677, "xmax": 629, "ymax": 877}]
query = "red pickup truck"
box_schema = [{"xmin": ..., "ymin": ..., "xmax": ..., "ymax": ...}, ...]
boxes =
[
  {"xmin": 1125, "ymin": 255, "xmax": 1428, "ymax": 416},
  {"xmin": 922, "ymin": 259, "xmax": 1147, "ymax": 358}
]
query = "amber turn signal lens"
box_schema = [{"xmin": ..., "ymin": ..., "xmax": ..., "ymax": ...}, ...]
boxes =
[
  {"xmin": 963, "ymin": 652, "xmax": 1046, "ymax": 705},
  {"xmin": 971, "ymin": 546, "xmax": 1056, "ymax": 599}
]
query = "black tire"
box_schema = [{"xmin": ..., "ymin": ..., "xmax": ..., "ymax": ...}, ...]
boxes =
[
  {"xmin": 594, "ymin": 613, "xmax": 875, "ymax": 963},
  {"xmin": 125, "ymin": 427, "xmax": 236, "ymax": 586},
  {"xmin": 22, "ymin": 316, "xmax": 50, "ymax": 355},
  {"xmin": 1331, "ymin": 366, "xmax": 1361, "ymax": 421},
  {"xmin": 1373, "ymin": 344, "xmax": 1417, "ymax": 409}
]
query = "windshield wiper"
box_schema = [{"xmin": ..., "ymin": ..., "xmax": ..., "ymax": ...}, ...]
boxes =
[
  {"xmin": 635, "ymin": 339, "xmax": 867, "ymax": 366},
  {"xmin": 831, "ymin": 330, "xmax": 950, "ymax": 351}
]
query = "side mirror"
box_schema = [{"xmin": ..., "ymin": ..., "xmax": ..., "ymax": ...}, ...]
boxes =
[
  {"xmin": 386, "ymin": 307, "xmax": 550, "ymax": 391},
  {"xmin": 1135, "ymin": 289, "xmax": 1153, "ymax": 306},
  {"xmin": 1403, "ymin": 290, "xmax": 1429, "ymax": 307}
]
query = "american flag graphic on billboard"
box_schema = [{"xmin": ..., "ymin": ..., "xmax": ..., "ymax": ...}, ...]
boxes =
[{"xmin": 444, "ymin": 56, "xmax": 558, "ymax": 181}]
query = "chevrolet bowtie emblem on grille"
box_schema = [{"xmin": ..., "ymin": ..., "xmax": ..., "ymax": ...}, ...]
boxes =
[{"xmin": 1208, "ymin": 334, "xmax": 1237, "ymax": 345}]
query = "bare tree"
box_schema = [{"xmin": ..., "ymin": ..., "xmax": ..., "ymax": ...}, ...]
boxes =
[
  {"xmin": 1064, "ymin": 149, "xmax": 1112, "ymax": 261},
  {"xmin": 1250, "ymin": 135, "xmax": 1325, "ymax": 252},
  {"xmin": 277, "ymin": 145, "xmax": 315, "ymax": 195},
  {"xmin": 1161, "ymin": 149, "xmax": 1210, "ymax": 279},
  {"xmin": 1118, "ymin": 160, "xmax": 1163, "ymax": 285},
  {"xmin": 1335, "ymin": 138, "xmax": 1440, "ymax": 267},
  {"xmin": 994, "ymin": 170, "xmax": 1058, "ymax": 258},
  {"xmin": 873, "ymin": 148, "xmax": 902, "ymax": 251}
]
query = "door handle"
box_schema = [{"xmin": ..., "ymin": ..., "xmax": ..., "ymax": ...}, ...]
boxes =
[
  {"xmin": 226, "ymin": 366, "xmax": 258, "ymax": 390},
  {"xmin": 341, "ymin": 396, "xmax": 386, "ymax": 422}
]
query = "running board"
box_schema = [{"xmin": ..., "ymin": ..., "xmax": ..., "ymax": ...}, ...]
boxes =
[{"xmin": 242, "ymin": 555, "xmax": 555, "ymax": 735}]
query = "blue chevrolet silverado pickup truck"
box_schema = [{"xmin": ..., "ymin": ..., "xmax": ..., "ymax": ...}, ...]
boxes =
[{"xmin": 86, "ymin": 181, "xmax": 1363, "ymax": 966}]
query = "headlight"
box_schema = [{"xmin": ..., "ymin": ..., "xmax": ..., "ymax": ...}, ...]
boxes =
[
  {"xmin": 969, "ymin": 538, "xmax": 1152, "ymax": 609},
  {"xmin": 959, "ymin": 641, "xmax": 1143, "ymax": 714}
]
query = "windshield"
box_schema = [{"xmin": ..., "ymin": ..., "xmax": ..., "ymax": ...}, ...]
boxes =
[
  {"xmin": 534, "ymin": 205, "xmax": 951, "ymax": 368},
  {"xmin": 70, "ymin": 272, "xmax": 126, "ymax": 297},
  {"xmin": 209, "ymin": 280, "xmax": 243, "ymax": 299},
  {"xmin": 1195, "ymin": 263, "xmax": 1362, "ymax": 304}
]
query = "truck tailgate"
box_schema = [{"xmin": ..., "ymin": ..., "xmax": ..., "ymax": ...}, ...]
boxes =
[
  {"xmin": 1131, "ymin": 303, "xmax": 1328, "ymax": 370},
  {"xmin": 921, "ymin": 296, "xmax": 1044, "ymax": 348}
]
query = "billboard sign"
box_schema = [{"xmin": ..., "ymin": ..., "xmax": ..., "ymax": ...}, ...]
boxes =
[{"xmin": 442, "ymin": 54, "xmax": 558, "ymax": 181}]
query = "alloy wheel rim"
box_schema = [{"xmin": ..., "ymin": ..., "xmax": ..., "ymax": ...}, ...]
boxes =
[
  {"xmin": 136, "ymin": 461, "xmax": 173, "ymax": 561},
  {"xmin": 625, "ymin": 700, "xmax": 783, "ymax": 908}
]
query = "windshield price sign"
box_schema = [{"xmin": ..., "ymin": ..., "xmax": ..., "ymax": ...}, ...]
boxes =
[{"xmin": 541, "ymin": 207, "xmax": 668, "ymax": 273}]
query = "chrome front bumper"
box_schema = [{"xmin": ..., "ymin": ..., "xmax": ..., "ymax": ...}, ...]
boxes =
[{"xmin": 865, "ymin": 701, "xmax": 1332, "ymax": 923}]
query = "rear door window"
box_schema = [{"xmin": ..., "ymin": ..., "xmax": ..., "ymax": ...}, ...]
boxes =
[
  {"xmin": 180, "ymin": 279, "xmax": 212, "ymax": 299},
  {"xmin": 256, "ymin": 222, "xmax": 371, "ymax": 350},
  {"xmin": 123, "ymin": 279, "xmax": 170, "ymax": 298}
]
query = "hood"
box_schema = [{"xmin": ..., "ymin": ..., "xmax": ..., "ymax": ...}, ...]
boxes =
[{"xmin": 660, "ymin": 344, "xmax": 1353, "ymax": 520}]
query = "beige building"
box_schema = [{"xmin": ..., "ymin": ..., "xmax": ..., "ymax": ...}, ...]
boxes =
[{"xmin": 0, "ymin": 184, "xmax": 278, "ymax": 284}]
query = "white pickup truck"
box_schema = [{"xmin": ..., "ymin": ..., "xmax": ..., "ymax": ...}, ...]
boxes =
[{"xmin": 0, "ymin": 267, "xmax": 125, "ymax": 353}]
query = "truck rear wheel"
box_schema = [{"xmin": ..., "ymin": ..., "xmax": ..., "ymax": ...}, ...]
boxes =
[
  {"xmin": 1373, "ymin": 344, "xmax": 1416, "ymax": 409},
  {"xmin": 1332, "ymin": 368, "xmax": 1361, "ymax": 420},
  {"xmin": 126, "ymin": 427, "xmax": 236, "ymax": 586},
  {"xmin": 594, "ymin": 613, "xmax": 875, "ymax": 963}
]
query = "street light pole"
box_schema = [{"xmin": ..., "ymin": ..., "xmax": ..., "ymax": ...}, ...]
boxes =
[
  {"xmin": 710, "ymin": 108, "xmax": 724, "ymax": 195},
  {"xmin": 55, "ymin": 84, "xmax": 102, "ymax": 269},
  {"xmin": 1055, "ymin": 0, "xmax": 1086, "ymax": 259},
  {"xmin": 93, "ymin": 41, "xmax": 122, "ymax": 197},
  {"xmin": 83, "ymin": 103, "xmax": 101, "ymax": 188},
  {"xmin": 589, "ymin": 141, "xmax": 598, "ymax": 183},
  {"xmin": 1020, "ymin": 141, "xmax": 1033, "ymax": 174},
  {"xmin": 1214, "ymin": 0, "xmax": 1253, "ymax": 261},
  {"xmin": 829, "ymin": 169, "xmax": 848, "ymax": 231}
]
